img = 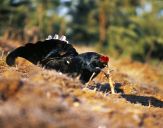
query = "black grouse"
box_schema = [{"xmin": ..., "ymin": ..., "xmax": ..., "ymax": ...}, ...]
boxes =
[{"xmin": 6, "ymin": 35, "xmax": 109, "ymax": 84}]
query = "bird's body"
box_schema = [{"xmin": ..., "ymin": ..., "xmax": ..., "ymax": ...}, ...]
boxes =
[{"xmin": 6, "ymin": 35, "xmax": 109, "ymax": 84}]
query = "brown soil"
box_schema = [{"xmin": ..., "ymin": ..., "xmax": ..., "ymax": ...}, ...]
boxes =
[{"xmin": 0, "ymin": 40, "xmax": 163, "ymax": 128}]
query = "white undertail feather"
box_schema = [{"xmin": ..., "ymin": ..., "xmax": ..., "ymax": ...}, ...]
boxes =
[
  {"xmin": 60, "ymin": 35, "xmax": 66, "ymax": 41},
  {"xmin": 46, "ymin": 35, "xmax": 52, "ymax": 40},
  {"xmin": 53, "ymin": 34, "xmax": 59, "ymax": 39},
  {"xmin": 60, "ymin": 35, "xmax": 69, "ymax": 44},
  {"xmin": 46, "ymin": 34, "xmax": 69, "ymax": 44}
]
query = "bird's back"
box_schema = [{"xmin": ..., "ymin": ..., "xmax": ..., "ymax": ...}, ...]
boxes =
[{"xmin": 6, "ymin": 39, "xmax": 78, "ymax": 66}]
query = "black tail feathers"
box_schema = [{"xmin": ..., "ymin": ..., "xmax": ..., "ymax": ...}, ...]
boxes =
[{"xmin": 6, "ymin": 47, "xmax": 23, "ymax": 66}]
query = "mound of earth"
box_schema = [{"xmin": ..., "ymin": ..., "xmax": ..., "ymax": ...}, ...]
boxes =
[{"xmin": 0, "ymin": 41, "xmax": 163, "ymax": 128}]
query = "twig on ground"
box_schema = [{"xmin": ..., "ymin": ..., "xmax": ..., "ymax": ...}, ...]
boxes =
[
  {"xmin": 85, "ymin": 72, "xmax": 96, "ymax": 88},
  {"xmin": 107, "ymin": 68, "xmax": 115, "ymax": 94}
]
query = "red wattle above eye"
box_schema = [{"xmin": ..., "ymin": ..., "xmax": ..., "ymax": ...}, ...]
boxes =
[{"xmin": 99, "ymin": 56, "xmax": 109, "ymax": 62}]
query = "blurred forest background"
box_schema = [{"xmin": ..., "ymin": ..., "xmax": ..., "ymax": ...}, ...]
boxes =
[{"xmin": 0, "ymin": 0, "xmax": 163, "ymax": 62}]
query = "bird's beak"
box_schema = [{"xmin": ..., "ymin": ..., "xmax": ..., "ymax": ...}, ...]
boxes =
[
  {"xmin": 96, "ymin": 67, "xmax": 109, "ymax": 78},
  {"xmin": 104, "ymin": 63, "xmax": 108, "ymax": 67}
]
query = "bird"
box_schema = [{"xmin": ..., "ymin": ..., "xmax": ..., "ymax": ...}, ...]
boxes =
[
  {"xmin": 42, "ymin": 52, "xmax": 109, "ymax": 83},
  {"xmin": 6, "ymin": 34, "xmax": 109, "ymax": 84}
]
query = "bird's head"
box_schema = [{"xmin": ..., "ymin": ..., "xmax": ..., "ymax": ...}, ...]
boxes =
[
  {"xmin": 98, "ymin": 55, "xmax": 109, "ymax": 67},
  {"xmin": 99, "ymin": 55, "xmax": 109, "ymax": 63}
]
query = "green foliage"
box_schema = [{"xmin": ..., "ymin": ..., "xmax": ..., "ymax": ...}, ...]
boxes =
[
  {"xmin": 0, "ymin": 0, "xmax": 66, "ymax": 39},
  {"xmin": 0, "ymin": 0, "xmax": 162, "ymax": 61}
]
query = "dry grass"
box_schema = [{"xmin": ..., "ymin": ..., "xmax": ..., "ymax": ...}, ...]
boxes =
[{"xmin": 0, "ymin": 40, "xmax": 163, "ymax": 128}]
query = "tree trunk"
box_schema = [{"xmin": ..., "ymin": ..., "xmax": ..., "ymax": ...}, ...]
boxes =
[{"xmin": 99, "ymin": 6, "xmax": 107, "ymax": 47}]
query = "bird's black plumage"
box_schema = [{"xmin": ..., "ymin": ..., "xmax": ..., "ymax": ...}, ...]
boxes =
[
  {"xmin": 70, "ymin": 52, "xmax": 108, "ymax": 83},
  {"xmin": 6, "ymin": 39, "xmax": 78, "ymax": 66},
  {"xmin": 6, "ymin": 37, "xmax": 109, "ymax": 84}
]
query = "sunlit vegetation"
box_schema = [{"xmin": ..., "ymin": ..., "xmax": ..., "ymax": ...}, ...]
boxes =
[
  {"xmin": 0, "ymin": 0, "xmax": 163, "ymax": 62},
  {"xmin": 0, "ymin": 0, "xmax": 163, "ymax": 127}
]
